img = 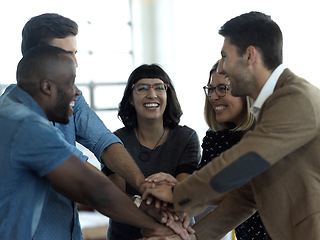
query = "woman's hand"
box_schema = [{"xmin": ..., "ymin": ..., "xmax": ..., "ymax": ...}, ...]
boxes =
[{"xmin": 146, "ymin": 172, "xmax": 179, "ymax": 185}]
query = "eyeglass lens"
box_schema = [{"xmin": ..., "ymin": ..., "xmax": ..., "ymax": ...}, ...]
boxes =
[
  {"xmin": 204, "ymin": 84, "xmax": 229, "ymax": 97},
  {"xmin": 134, "ymin": 83, "xmax": 168, "ymax": 95}
]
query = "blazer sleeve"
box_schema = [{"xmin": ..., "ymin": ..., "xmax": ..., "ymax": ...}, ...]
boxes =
[
  {"xmin": 193, "ymin": 183, "xmax": 257, "ymax": 240},
  {"xmin": 173, "ymin": 78, "xmax": 319, "ymax": 210}
]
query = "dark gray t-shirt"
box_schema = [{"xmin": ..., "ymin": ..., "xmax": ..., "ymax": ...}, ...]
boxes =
[
  {"xmin": 105, "ymin": 125, "xmax": 200, "ymax": 240},
  {"xmin": 104, "ymin": 125, "xmax": 200, "ymax": 194}
]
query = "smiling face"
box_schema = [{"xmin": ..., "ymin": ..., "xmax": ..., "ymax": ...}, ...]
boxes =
[
  {"xmin": 48, "ymin": 36, "xmax": 80, "ymax": 123},
  {"xmin": 220, "ymin": 37, "xmax": 256, "ymax": 98},
  {"xmin": 47, "ymin": 55, "xmax": 78, "ymax": 124},
  {"xmin": 130, "ymin": 78, "xmax": 167, "ymax": 123},
  {"xmin": 53, "ymin": 75, "xmax": 77, "ymax": 124},
  {"xmin": 208, "ymin": 70, "xmax": 246, "ymax": 125}
]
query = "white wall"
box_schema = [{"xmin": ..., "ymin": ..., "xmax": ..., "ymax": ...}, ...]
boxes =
[
  {"xmin": 129, "ymin": 0, "xmax": 320, "ymax": 141},
  {"xmin": 1, "ymin": 0, "xmax": 320, "ymax": 141}
]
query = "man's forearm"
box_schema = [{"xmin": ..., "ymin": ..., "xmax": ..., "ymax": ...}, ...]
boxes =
[
  {"xmin": 96, "ymin": 182, "xmax": 162, "ymax": 231},
  {"xmin": 84, "ymin": 169, "xmax": 172, "ymax": 236},
  {"xmin": 53, "ymin": 162, "xmax": 120, "ymax": 204},
  {"xmin": 101, "ymin": 143, "xmax": 145, "ymax": 192}
]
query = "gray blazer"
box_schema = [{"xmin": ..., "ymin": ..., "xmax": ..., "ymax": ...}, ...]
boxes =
[{"xmin": 173, "ymin": 69, "xmax": 320, "ymax": 240}]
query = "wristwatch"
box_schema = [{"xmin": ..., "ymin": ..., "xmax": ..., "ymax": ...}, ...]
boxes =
[{"xmin": 132, "ymin": 195, "xmax": 142, "ymax": 208}]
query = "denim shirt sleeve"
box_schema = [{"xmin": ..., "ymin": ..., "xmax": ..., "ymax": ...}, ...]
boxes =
[
  {"xmin": 54, "ymin": 127, "xmax": 88, "ymax": 162},
  {"xmin": 72, "ymin": 92, "xmax": 123, "ymax": 162},
  {"xmin": 12, "ymin": 118, "xmax": 76, "ymax": 177}
]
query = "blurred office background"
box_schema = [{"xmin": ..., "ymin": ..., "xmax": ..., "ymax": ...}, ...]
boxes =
[{"xmin": 1, "ymin": 0, "xmax": 319, "ymax": 239}]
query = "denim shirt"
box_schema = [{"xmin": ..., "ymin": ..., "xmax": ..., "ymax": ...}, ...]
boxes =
[
  {"xmin": 54, "ymin": 87, "xmax": 122, "ymax": 162},
  {"xmin": 0, "ymin": 86, "xmax": 84, "ymax": 239},
  {"xmin": 2, "ymin": 85, "xmax": 122, "ymax": 239}
]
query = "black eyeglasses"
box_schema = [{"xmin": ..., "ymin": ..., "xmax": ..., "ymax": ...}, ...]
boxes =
[
  {"xmin": 203, "ymin": 84, "xmax": 231, "ymax": 97},
  {"xmin": 132, "ymin": 83, "xmax": 169, "ymax": 95}
]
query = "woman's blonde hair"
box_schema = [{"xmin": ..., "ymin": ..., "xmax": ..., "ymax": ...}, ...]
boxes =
[{"xmin": 204, "ymin": 60, "xmax": 255, "ymax": 131}]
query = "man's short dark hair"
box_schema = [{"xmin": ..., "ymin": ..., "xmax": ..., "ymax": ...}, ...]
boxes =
[
  {"xmin": 219, "ymin": 11, "xmax": 283, "ymax": 71},
  {"xmin": 21, "ymin": 13, "xmax": 78, "ymax": 56}
]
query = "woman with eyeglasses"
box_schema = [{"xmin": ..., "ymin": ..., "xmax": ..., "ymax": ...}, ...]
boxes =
[
  {"xmin": 198, "ymin": 60, "xmax": 266, "ymax": 240},
  {"xmin": 102, "ymin": 64, "xmax": 200, "ymax": 240}
]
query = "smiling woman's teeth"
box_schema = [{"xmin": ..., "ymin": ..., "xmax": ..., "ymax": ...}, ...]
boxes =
[
  {"xmin": 215, "ymin": 106, "xmax": 226, "ymax": 111},
  {"xmin": 144, "ymin": 103, "xmax": 159, "ymax": 108}
]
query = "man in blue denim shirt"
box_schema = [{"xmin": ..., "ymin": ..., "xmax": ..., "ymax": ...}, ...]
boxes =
[
  {"xmin": 10, "ymin": 13, "xmax": 147, "ymax": 239},
  {"xmin": 0, "ymin": 45, "xmax": 173, "ymax": 240}
]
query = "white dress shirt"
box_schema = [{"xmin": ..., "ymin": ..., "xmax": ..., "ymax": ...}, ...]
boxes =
[{"xmin": 251, "ymin": 64, "xmax": 286, "ymax": 119}]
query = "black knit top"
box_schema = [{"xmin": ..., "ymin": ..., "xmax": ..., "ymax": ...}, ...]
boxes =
[{"xmin": 198, "ymin": 129, "xmax": 266, "ymax": 240}]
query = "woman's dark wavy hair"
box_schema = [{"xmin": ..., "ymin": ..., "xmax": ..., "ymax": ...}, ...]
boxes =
[{"xmin": 118, "ymin": 64, "xmax": 182, "ymax": 130}]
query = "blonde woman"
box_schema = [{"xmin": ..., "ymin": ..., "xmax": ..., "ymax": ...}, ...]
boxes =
[{"xmin": 199, "ymin": 60, "xmax": 265, "ymax": 239}]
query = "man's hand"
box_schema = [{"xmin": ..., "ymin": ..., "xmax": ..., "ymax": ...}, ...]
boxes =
[
  {"xmin": 141, "ymin": 222, "xmax": 176, "ymax": 238},
  {"xmin": 140, "ymin": 198, "xmax": 194, "ymax": 240},
  {"xmin": 165, "ymin": 218, "xmax": 195, "ymax": 240},
  {"xmin": 140, "ymin": 235, "xmax": 182, "ymax": 240},
  {"xmin": 139, "ymin": 233, "xmax": 197, "ymax": 240},
  {"xmin": 143, "ymin": 218, "xmax": 193, "ymax": 240},
  {"xmin": 142, "ymin": 182, "xmax": 174, "ymax": 204},
  {"xmin": 140, "ymin": 200, "xmax": 168, "ymax": 224},
  {"xmin": 141, "ymin": 181, "xmax": 175, "ymax": 209},
  {"xmin": 146, "ymin": 172, "xmax": 179, "ymax": 185}
]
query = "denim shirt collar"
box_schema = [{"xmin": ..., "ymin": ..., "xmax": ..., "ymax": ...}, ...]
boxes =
[{"xmin": 3, "ymin": 84, "xmax": 47, "ymax": 120}]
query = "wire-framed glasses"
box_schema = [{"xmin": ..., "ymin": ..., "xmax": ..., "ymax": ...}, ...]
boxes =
[
  {"xmin": 203, "ymin": 84, "xmax": 231, "ymax": 97},
  {"xmin": 132, "ymin": 83, "xmax": 169, "ymax": 95}
]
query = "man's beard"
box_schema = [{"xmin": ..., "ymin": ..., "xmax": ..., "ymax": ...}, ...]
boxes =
[
  {"xmin": 229, "ymin": 60, "xmax": 255, "ymax": 98},
  {"xmin": 52, "ymin": 86, "xmax": 72, "ymax": 124}
]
